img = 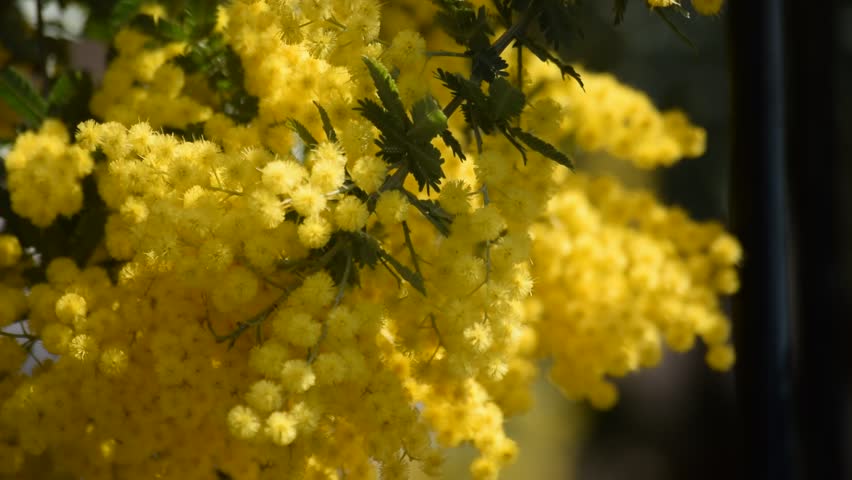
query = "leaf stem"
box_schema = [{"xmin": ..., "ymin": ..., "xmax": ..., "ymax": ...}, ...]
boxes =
[
  {"xmin": 36, "ymin": 0, "xmax": 48, "ymax": 94},
  {"xmin": 442, "ymin": 0, "xmax": 543, "ymax": 119}
]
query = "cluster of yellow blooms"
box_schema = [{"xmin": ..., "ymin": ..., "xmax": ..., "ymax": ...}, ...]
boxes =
[
  {"xmin": 523, "ymin": 65, "xmax": 707, "ymax": 169},
  {"xmin": 3, "ymin": 120, "xmax": 94, "ymax": 227},
  {"xmin": 0, "ymin": 0, "xmax": 732, "ymax": 478}
]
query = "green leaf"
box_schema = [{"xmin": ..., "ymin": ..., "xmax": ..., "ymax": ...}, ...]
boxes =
[
  {"xmin": 377, "ymin": 246, "xmax": 426, "ymax": 295},
  {"xmin": 518, "ymin": 36, "xmax": 584, "ymax": 89},
  {"xmin": 408, "ymin": 96, "xmax": 448, "ymax": 142},
  {"xmin": 439, "ymin": 130, "xmax": 466, "ymax": 161},
  {"xmin": 406, "ymin": 141, "xmax": 446, "ymax": 193},
  {"xmin": 470, "ymin": 46, "xmax": 510, "ymax": 82},
  {"xmin": 0, "ymin": 67, "xmax": 47, "ymax": 127},
  {"xmin": 46, "ymin": 72, "xmax": 77, "ymax": 107},
  {"xmin": 286, "ymin": 118, "xmax": 319, "ymax": 150},
  {"xmin": 537, "ymin": 1, "xmax": 583, "ymax": 51},
  {"xmin": 47, "ymin": 70, "xmax": 94, "ymax": 128},
  {"xmin": 655, "ymin": 8, "xmax": 695, "ymax": 49},
  {"xmin": 402, "ymin": 192, "xmax": 452, "ymax": 236},
  {"xmin": 362, "ymin": 56, "xmax": 409, "ymax": 128},
  {"xmin": 184, "ymin": 0, "xmax": 219, "ymax": 37},
  {"xmin": 350, "ymin": 232, "xmax": 380, "ymax": 269},
  {"xmin": 508, "ymin": 127, "xmax": 574, "ymax": 170},
  {"xmin": 435, "ymin": 69, "xmax": 488, "ymax": 109},
  {"xmin": 487, "ymin": 77, "xmax": 525, "ymax": 123},
  {"xmin": 356, "ymin": 99, "xmax": 446, "ymax": 193},
  {"xmin": 355, "ymin": 98, "xmax": 403, "ymax": 142},
  {"xmin": 313, "ymin": 101, "xmax": 338, "ymax": 143},
  {"xmin": 69, "ymin": 176, "xmax": 107, "ymax": 267},
  {"xmin": 129, "ymin": 15, "xmax": 188, "ymax": 42},
  {"xmin": 432, "ymin": 1, "xmax": 493, "ymax": 51},
  {"xmin": 109, "ymin": 0, "xmax": 144, "ymax": 31},
  {"xmin": 350, "ymin": 231, "xmax": 426, "ymax": 295}
]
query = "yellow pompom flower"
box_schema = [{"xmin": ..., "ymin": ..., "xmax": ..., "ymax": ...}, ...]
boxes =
[
  {"xmin": 227, "ymin": 405, "xmax": 261, "ymax": 440},
  {"xmin": 4, "ymin": 120, "xmax": 94, "ymax": 226},
  {"xmin": 245, "ymin": 380, "xmax": 284, "ymax": 413},
  {"xmin": 68, "ymin": 334, "xmax": 99, "ymax": 363},
  {"xmin": 291, "ymin": 184, "xmax": 328, "ymax": 217},
  {"xmin": 55, "ymin": 293, "xmax": 87, "ymax": 324},
  {"xmin": 264, "ymin": 411, "xmax": 298, "ymax": 446},
  {"xmin": 272, "ymin": 310, "xmax": 321, "ymax": 347},
  {"xmin": 375, "ymin": 190, "xmax": 409, "ymax": 225},
  {"xmin": 692, "ymin": 0, "xmax": 724, "ymax": 15},
  {"xmin": 40, "ymin": 323, "xmax": 74, "ymax": 355},
  {"xmin": 706, "ymin": 344, "xmax": 736, "ymax": 371},
  {"xmin": 438, "ymin": 180, "xmax": 472, "ymax": 215},
  {"xmin": 0, "ymin": 235, "xmax": 22, "ymax": 267},
  {"xmin": 279, "ymin": 359, "xmax": 316, "ymax": 393},
  {"xmin": 261, "ymin": 159, "xmax": 308, "ymax": 195},
  {"xmin": 350, "ymin": 155, "xmax": 387, "ymax": 193},
  {"xmin": 98, "ymin": 347, "xmax": 129, "ymax": 377},
  {"xmin": 334, "ymin": 195, "xmax": 369, "ymax": 232},
  {"xmin": 297, "ymin": 215, "xmax": 332, "ymax": 249}
]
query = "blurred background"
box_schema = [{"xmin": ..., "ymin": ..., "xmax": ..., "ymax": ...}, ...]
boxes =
[{"xmin": 2, "ymin": 1, "xmax": 850, "ymax": 479}]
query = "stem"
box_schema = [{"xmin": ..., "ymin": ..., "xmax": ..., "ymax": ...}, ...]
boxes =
[
  {"xmin": 0, "ymin": 330, "xmax": 38, "ymax": 341},
  {"xmin": 36, "ymin": 0, "xmax": 48, "ymax": 94},
  {"xmin": 442, "ymin": 0, "xmax": 543, "ymax": 119},
  {"xmin": 426, "ymin": 50, "xmax": 470, "ymax": 58}
]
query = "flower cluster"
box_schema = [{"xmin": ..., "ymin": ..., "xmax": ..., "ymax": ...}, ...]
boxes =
[
  {"xmin": 90, "ymin": 29, "xmax": 211, "ymax": 129},
  {"xmin": 522, "ymin": 64, "xmax": 707, "ymax": 169},
  {"xmin": 529, "ymin": 172, "xmax": 738, "ymax": 408},
  {"xmin": 0, "ymin": 0, "xmax": 736, "ymax": 479},
  {"xmin": 4, "ymin": 120, "xmax": 94, "ymax": 226}
]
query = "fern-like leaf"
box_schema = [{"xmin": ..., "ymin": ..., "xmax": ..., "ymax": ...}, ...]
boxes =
[
  {"xmin": 286, "ymin": 118, "xmax": 319, "ymax": 150},
  {"xmin": 0, "ymin": 67, "xmax": 46, "ymax": 127},
  {"xmin": 313, "ymin": 101, "xmax": 338, "ymax": 143},
  {"xmin": 655, "ymin": 8, "xmax": 695, "ymax": 49},
  {"xmin": 440, "ymin": 130, "xmax": 466, "ymax": 161},
  {"xmin": 519, "ymin": 36, "xmax": 584, "ymax": 89},
  {"xmin": 487, "ymin": 77, "xmax": 525, "ymax": 123},
  {"xmin": 408, "ymin": 96, "xmax": 448, "ymax": 142},
  {"xmin": 508, "ymin": 127, "xmax": 574, "ymax": 170},
  {"xmin": 362, "ymin": 56, "xmax": 410, "ymax": 128},
  {"xmin": 109, "ymin": 0, "xmax": 144, "ymax": 31}
]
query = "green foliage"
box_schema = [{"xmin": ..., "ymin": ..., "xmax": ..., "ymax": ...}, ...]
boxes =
[
  {"xmin": 286, "ymin": 118, "xmax": 320, "ymax": 151},
  {"xmin": 409, "ymin": 96, "xmax": 449, "ymax": 145},
  {"xmin": 507, "ymin": 127, "xmax": 575, "ymax": 169},
  {"xmin": 655, "ymin": 7, "xmax": 696, "ymax": 49},
  {"xmin": 517, "ymin": 36, "xmax": 584, "ymax": 88},
  {"xmin": 109, "ymin": 0, "xmax": 146, "ymax": 33},
  {"xmin": 362, "ymin": 57, "xmax": 410, "ymax": 129},
  {"xmin": 357, "ymin": 58, "xmax": 455, "ymax": 194},
  {"xmin": 487, "ymin": 77, "xmax": 526, "ymax": 123},
  {"xmin": 0, "ymin": 67, "xmax": 47, "ymax": 127},
  {"xmin": 535, "ymin": 0, "xmax": 584, "ymax": 51},
  {"xmin": 432, "ymin": 1, "xmax": 493, "ymax": 52},
  {"xmin": 47, "ymin": 70, "xmax": 95, "ymax": 128},
  {"xmin": 344, "ymin": 232, "xmax": 427, "ymax": 295},
  {"xmin": 129, "ymin": 16, "xmax": 189, "ymax": 42},
  {"xmin": 313, "ymin": 101, "xmax": 339, "ymax": 143},
  {"xmin": 401, "ymin": 193, "xmax": 453, "ymax": 236}
]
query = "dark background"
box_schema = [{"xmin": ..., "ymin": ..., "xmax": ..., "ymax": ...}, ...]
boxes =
[{"xmin": 564, "ymin": 2, "xmax": 852, "ymax": 480}]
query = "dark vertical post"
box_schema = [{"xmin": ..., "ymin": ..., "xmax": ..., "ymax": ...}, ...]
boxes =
[
  {"xmin": 728, "ymin": 1, "xmax": 795, "ymax": 479},
  {"xmin": 786, "ymin": 1, "xmax": 847, "ymax": 479}
]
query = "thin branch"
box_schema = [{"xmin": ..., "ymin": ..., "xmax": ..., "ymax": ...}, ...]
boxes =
[{"xmin": 442, "ymin": 0, "xmax": 543, "ymax": 119}]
